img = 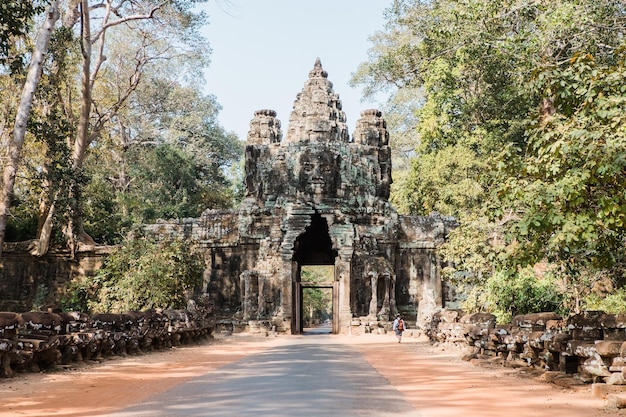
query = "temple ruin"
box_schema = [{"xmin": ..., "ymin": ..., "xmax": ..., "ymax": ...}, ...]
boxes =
[{"xmin": 146, "ymin": 58, "xmax": 456, "ymax": 334}]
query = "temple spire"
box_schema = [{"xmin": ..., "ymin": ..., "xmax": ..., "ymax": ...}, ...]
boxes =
[
  {"xmin": 285, "ymin": 58, "xmax": 348, "ymax": 143},
  {"xmin": 309, "ymin": 57, "xmax": 328, "ymax": 79}
]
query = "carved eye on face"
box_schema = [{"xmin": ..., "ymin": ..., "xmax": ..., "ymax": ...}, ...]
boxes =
[{"xmin": 319, "ymin": 163, "xmax": 333, "ymax": 175}]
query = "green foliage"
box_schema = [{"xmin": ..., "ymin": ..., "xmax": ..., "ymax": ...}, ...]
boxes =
[
  {"xmin": 303, "ymin": 287, "xmax": 332, "ymax": 326},
  {"xmin": 584, "ymin": 287, "xmax": 626, "ymax": 314},
  {"xmin": 301, "ymin": 265, "xmax": 334, "ymax": 283},
  {"xmin": 401, "ymin": 144, "xmax": 487, "ymax": 217},
  {"xmin": 439, "ymin": 210, "xmax": 503, "ymax": 286},
  {"xmin": 81, "ymin": 172, "xmax": 127, "ymax": 244},
  {"xmin": 501, "ymin": 50, "xmax": 626, "ymax": 273},
  {"xmin": 61, "ymin": 279, "xmax": 92, "ymax": 313},
  {"xmin": 80, "ymin": 79, "xmax": 243, "ymax": 241},
  {"xmin": 355, "ymin": 0, "xmax": 626, "ymax": 309},
  {"xmin": 464, "ymin": 268, "xmax": 564, "ymax": 324},
  {"xmin": 4, "ymin": 195, "xmax": 38, "ymax": 241},
  {"xmin": 63, "ymin": 235, "xmax": 204, "ymax": 314},
  {"xmin": 300, "ymin": 266, "xmax": 333, "ymax": 326},
  {"xmin": 0, "ymin": 0, "xmax": 47, "ymax": 68}
]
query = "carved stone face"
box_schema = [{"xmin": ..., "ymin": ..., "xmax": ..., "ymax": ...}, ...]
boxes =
[{"xmin": 298, "ymin": 148, "xmax": 338, "ymax": 197}]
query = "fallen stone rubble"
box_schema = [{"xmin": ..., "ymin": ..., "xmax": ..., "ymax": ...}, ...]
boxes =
[
  {"xmin": 0, "ymin": 301, "xmax": 216, "ymax": 377},
  {"xmin": 424, "ymin": 309, "xmax": 626, "ymax": 407}
]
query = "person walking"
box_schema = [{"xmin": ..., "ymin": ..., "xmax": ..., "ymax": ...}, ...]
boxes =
[{"xmin": 392, "ymin": 314, "xmax": 405, "ymax": 343}]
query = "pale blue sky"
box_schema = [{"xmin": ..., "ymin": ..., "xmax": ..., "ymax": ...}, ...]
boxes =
[{"xmin": 200, "ymin": 1, "xmax": 391, "ymax": 141}]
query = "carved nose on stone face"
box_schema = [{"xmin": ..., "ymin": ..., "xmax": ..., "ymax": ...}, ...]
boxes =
[{"xmin": 311, "ymin": 167, "xmax": 324, "ymax": 182}]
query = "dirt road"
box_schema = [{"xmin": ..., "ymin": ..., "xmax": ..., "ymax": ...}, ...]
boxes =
[{"xmin": 0, "ymin": 333, "xmax": 618, "ymax": 416}]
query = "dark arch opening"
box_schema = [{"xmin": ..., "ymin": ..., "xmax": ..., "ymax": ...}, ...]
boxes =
[
  {"xmin": 292, "ymin": 212, "xmax": 338, "ymax": 334},
  {"xmin": 293, "ymin": 212, "xmax": 337, "ymax": 265}
]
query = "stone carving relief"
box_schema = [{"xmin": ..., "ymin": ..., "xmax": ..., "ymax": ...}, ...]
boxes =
[{"xmin": 136, "ymin": 58, "xmax": 457, "ymax": 334}]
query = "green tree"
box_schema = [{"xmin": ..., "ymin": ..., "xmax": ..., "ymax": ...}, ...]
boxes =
[
  {"xmin": 0, "ymin": 0, "xmax": 61, "ymax": 257},
  {"xmin": 353, "ymin": 0, "xmax": 626, "ymax": 302},
  {"xmin": 500, "ymin": 50, "xmax": 626, "ymax": 312},
  {"xmin": 30, "ymin": 0, "xmax": 213, "ymax": 256},
  {"xmin": 464, "ymin": 268, "xmax": 563, "ymax": 324},
  {"xmin": 78, "ymin": 78, "xmax": 242, "ymax": 243},
  {"xmin": 0, "ymin": 0, "xmax": 47, "ymax": 65},
  {"xmin": 64, "ymin": 234, "xmax": 204, "ymax": 313}
]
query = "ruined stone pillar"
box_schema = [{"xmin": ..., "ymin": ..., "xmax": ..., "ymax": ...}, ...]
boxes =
[
  {"xmin": 239, "ymin": 271, "xmax": 259, "ymax": 320},
  {"xmin": 257, "ymin": 275, "xmax": 267, "ymax": 318},
  {"xmin": 368, "ymin": 272, "xmax": 378, "ymax": 317},
  {"xmin": 280, "ymin": 259, "xmax": 295, "ymax": 331},
  {"xmin": 336, "ymin": 254, "xmax": 352, "ymax": 334},
  {"xmin": 416, "ymin": 252, "xmax": 444, "ymax": 329},
  {"xmin": 378, "ymin": 273, "xmax": 391, "ymax": 319},
  {"xmin": 389, "ymin": 272, "xmax": 398, "ymax": 317}
]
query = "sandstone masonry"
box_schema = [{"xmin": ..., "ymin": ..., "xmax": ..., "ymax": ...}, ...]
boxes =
[{"xmin": 145, "ymin": 59, "xmax": 456, "ymax": 334}]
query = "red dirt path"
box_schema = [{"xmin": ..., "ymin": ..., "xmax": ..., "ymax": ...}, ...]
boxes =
[{"xmin": 0, "ymin": 333, "xmax": 620, "ymax": 416}]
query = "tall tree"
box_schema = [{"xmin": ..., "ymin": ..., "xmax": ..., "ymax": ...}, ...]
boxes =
[
  {"xmin": 353, "ymin": 0, "xmax": 626, "ymax": 306},
  {"xmin": 500, "ymin": 50, "xmax": 626, "ymax": 312},
  {"xmin": 33, "ymin": 0, "xmax": 211, "ymax": 256},
  {"xmin": 0, "ymin": 0, "xmax": 60, "ymax": 259}
]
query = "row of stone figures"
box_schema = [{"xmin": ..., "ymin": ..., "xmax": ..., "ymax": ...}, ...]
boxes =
[
  {"xmin": 0, "ymin": 300, "xmax": 216, "ymax": 377},
  {"xmin": 425, "ymin": 309, "xmax": 626, "ymax": 386}
]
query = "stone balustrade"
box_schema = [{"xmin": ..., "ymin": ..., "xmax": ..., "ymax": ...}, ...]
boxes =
[
  {"xmin": 0, "ymin": 302, "xmax": 216, "ymax": 378},
  {"xmin": 424, "ymin": 309, "xmax": 626, "ymax": 386}
]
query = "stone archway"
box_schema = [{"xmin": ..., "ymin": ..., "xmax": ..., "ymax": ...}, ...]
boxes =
[
  {"xmin": 137, "ymin": 59, "xmax": 456, "ymax": 335},
  {"xmin": 292, "ymin": 212, "xmax": 338, "ymax": 334}
]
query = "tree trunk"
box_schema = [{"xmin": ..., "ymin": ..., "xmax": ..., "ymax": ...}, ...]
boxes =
[
  {"xmin": 0, "ymin": 0, "xmax": 60, "ymax": 259},
  {"xmin": 36, "ymin": 0, "xmax": 95, "ymax": 258}
]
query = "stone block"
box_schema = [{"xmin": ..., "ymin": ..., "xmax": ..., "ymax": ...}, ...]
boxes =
[
  {"xmin": 610, "ymin": 356, "xmax": 626, "ymax": 372},
  {"xmin": 545, "ymin": 319, "xmax": 566, "ymax": 331},
  {"xmin": 571, "ymin": 327, "xmax": 604, "ymax": 340},
  {"xmin": 512, "ymin": 329, "xmax": 531, "ymax": 344},
  {"xmin": 513, "ymin": 312, "xmax": 562, "ymax": 329},
  {"xmin": 620, "ymin": 341, "xmax": 626, "ymax": 357},
  {"xmin": 604, "ymin": 328, "xmax": 626, "ymax": 341},
  {"xmin": 596, "ymin": 341, "xmax": 622, "ymax": 358},
  {"xmin": 581, "ymin": 353, "xmax": 611, "ymax": 378},
  {"xmin": 606, "ymin": 372, "xmax": 626, "ymax": 385},
  {"xmin": 460, "ymin": 313, "xmax": 497, "ymax": 327},
  {"xmin": 545, "ymin": 332, "xmax": 571, "ymax": 352},
  {"xmin": 436, "ymin": 309, "xmax": 463, "ymax": 323},
  {"xmin": 567, "ymin": 310, "xmax": 604, "ymax": 329},
  {"xmin": 599, "ymin": 313, "xmax": 626, "ymax": 329},
  {"xmin": 528, "ymin": 331, "xmax": 545, "ymax": 349},
  {"xmin": 566, "ymin": 340, "xmax": 597, "ymax": 357}
]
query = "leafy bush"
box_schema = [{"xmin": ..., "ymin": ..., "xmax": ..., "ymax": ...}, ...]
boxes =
[
  {"xmin": 62, "ymin": 234, "xmax": 204, "ymax": 313},
  {"xmin": 584, "ymin": 287, "xmax": 626, "ymax": 314},
  {"xmin": 463, "ymin": 268, "xmax": 564, "ymax": 324}
]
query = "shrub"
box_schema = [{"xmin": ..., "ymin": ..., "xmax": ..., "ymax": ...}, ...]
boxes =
[
  {"xmin": 463, "ymin": 268, "xmax": 564, "ymax": 324},
  {"xmin": 62, "ymin": 234, "xmax": 204, "ymax": 313}
]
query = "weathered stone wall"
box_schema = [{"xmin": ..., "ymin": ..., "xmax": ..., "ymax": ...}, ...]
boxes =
[
  {"xmin": 425, "ymin": 309, "xmax": 626, "ymax": 386},
  {"xmin": 0, "ymin": 298, "xmax": 216, "ymax": 378},
  {"xmin": 0, "ymin": 243, "xmax": 110, "ymax": 312}
]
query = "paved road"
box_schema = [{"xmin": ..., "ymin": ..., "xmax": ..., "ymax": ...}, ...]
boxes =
[{"xmin": 106, "ymin": 333, "xmax": 421, "ymax": 417}]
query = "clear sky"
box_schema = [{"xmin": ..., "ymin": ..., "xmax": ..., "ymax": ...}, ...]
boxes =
[{"xmin": 199, "ymin": 0, "xmax": 391, "ymax": 141}]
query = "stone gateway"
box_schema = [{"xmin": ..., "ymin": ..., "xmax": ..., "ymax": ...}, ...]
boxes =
[{"xmin": 147, "ymin": 59, "xmax": 456, "ymax": 334}]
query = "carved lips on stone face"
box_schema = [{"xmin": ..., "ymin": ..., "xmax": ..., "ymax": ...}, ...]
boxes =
[{"xmin": 298, "ymin": 148, "xmax": 339, "ymax": 197}]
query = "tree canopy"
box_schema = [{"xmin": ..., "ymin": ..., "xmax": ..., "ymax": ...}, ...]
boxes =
[
  {"xmin": 353, "ymin": 0, "xmax": 626, "ymax": 317},
  {"xmin": 1, "ymin": 0, "xmax": 243, "ymax": 248}
]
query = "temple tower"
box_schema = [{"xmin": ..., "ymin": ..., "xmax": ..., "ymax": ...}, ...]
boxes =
[
  {"xmin": 234, "ymin": 59, "xmax": 453, "ymax": 334},
  {"xmin": 143, "ymin": 59, "xmax": 455, "ymax": 335}
]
